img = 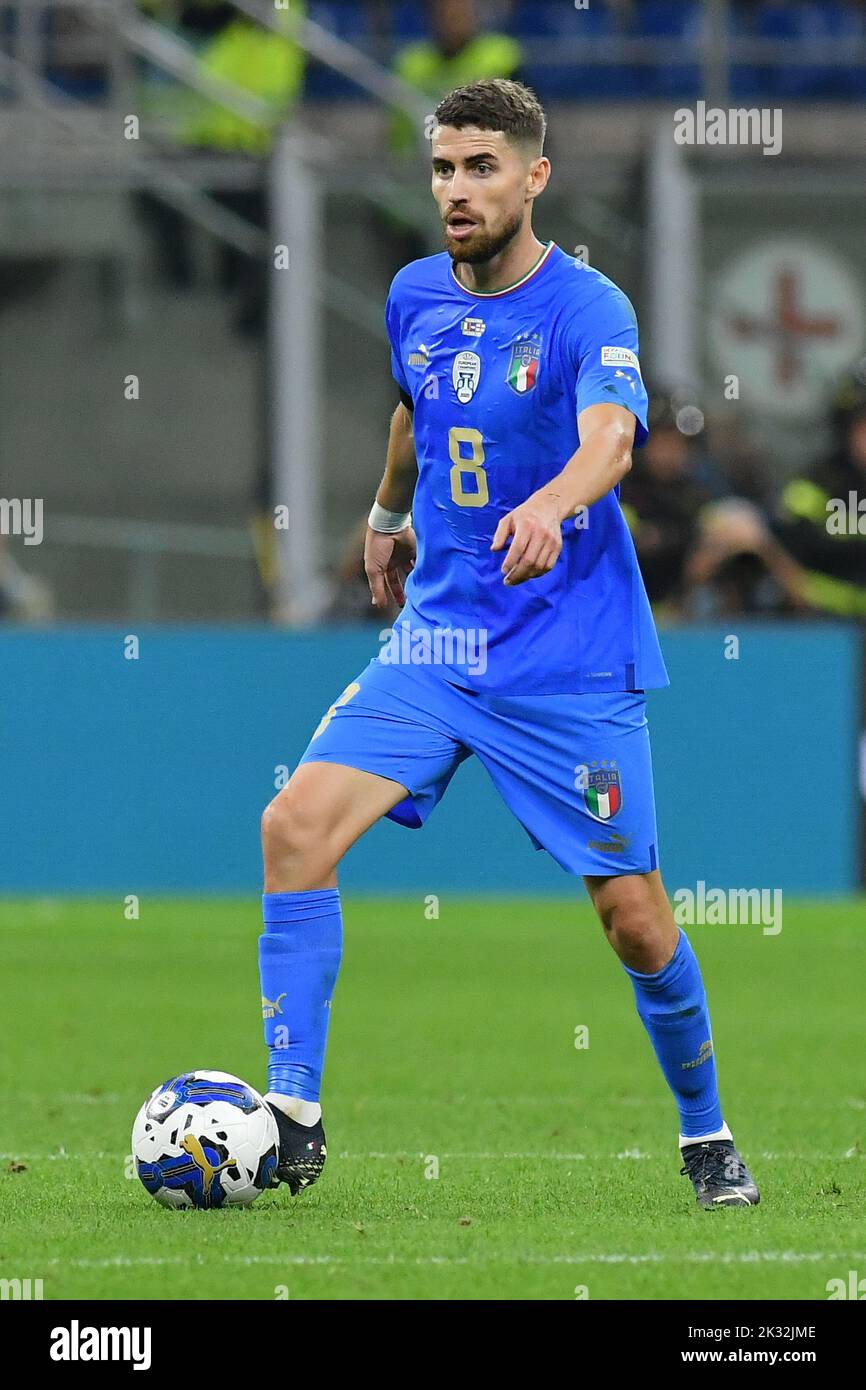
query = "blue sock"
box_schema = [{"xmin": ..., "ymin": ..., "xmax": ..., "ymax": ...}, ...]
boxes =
[
  {"xmin": 622, "ymin": 929, "xmax": 723, "ymax": 1139},
  {"xmin": 259, "ymin": 889, "xmax": 343, "ymax": 1103}
]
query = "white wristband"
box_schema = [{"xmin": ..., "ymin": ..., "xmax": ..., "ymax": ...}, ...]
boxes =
[{"xmin": 368, "ymin": 501, "xmax": 412, "ymax": 534}]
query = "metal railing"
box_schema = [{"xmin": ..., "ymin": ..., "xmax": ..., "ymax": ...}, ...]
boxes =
[{"xmin": 46, "ymin": 512, "xmax": 257, "ymax": 620}]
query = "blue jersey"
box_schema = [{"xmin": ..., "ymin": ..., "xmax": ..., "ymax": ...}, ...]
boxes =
[{"xmin": 384, "ymin": 241, "xmax": 669, "ymax": 695}]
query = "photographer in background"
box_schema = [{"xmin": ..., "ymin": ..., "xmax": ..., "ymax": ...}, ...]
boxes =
[
  {"xmin": 771, "ymin": 370, "xmax": 866, "ymax": 618},
  {"xmin": 622, "ymin": 391, "xmax": 804, "ymax": 619}
]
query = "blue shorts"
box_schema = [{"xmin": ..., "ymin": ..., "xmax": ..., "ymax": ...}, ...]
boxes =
[{"xmin": 300, "ymin": 658, "xmax": 659, "ymax": 877}]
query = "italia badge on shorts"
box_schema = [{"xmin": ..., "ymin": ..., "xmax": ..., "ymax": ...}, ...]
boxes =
[
  {"xmin": 585, "ymin": 764, "xmax": 622, "ymax": 821},
  {"xmin": 506, "ymin": 334, "xmax": 542, "ymax": 394}
]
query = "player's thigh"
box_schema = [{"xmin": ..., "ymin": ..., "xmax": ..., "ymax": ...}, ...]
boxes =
[
  {"xmin": 298, "ymin": 658, "xmax": 468, "ymax": 831},
  {"xmin": 263, "ymin": 759, "xmax": 409, "ymax": 860}
]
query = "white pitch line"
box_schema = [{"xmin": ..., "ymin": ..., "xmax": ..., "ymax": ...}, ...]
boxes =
[
  {"xmin": 4, "ymin": 1094, "xmax": 124, "ymax": 1106},
  {"xmin": 8, "ymin": 1093, "xmax": 866, "ymax": 1111},
  {"xmin": 4, "ymin": 1149, "xmax": 865, "ymax": 1163},
  {"xmin": 339, "ymin": 1151, "xmax": 592, "ymax": 1161},
  {"xmin": 6, "ymin": 1096, "xmax": 866, "ymax": 1134},
  {"xmin": 46, "ymin": 1251, "xmax": 866, "ymax": 1271}
]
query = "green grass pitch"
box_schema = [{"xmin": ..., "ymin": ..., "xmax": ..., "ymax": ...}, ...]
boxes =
[{"xmin": 1, "ymin": 897, "xmax": 864, "ymax": 1301}]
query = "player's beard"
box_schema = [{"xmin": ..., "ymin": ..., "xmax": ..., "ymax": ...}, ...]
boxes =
[{"xmin": 444, "ymin": 209, "xmax": 523, "ymax": 266}]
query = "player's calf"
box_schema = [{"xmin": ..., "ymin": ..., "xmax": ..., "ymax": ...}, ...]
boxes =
[
  {"xmin": 587, "ymin": 870, "xmax": 761, "ymax": 1208},
  {"xmin": 258, "ymin": 760, "xmax": 411, "ymax": 1197}
]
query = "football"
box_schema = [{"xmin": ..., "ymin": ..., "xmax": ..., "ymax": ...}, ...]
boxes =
[{"xmin": 131, "ymin": 1070, "xmax": 279, "ymax": 1209}]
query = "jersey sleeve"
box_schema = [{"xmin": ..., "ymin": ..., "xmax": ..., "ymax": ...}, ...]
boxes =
[
  {"xmin": 384, "ymin": 284, "xmax": 410, "ymax": 397},
  {"xmin": 571, "ymin": 283, "xmax": 649, "ymax": 447}
]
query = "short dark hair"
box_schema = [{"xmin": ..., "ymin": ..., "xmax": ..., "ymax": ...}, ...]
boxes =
[{"xmin": 433, "ymin": 79, "xmax": 547, "ymax": 156}]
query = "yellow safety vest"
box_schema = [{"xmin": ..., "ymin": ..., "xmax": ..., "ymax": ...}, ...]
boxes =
[
  {"xmin": 781, "ymin": 475, "xmax": 866, "ymax": 615},
  {"xmin": 138, "ymin": 3, "xmax": 306, "ymax": 154},
  {"xmin": 390, "ymin": 34, "xmax": 522, "ymax": 154},
  {"xmin": 182, "ymin": 6, "xmax": 306, "ymax": 154}
]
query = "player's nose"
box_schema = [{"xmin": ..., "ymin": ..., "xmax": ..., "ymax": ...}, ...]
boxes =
[
  {"xmin": 445, "ymin": 198, "xmax": 473, "ymax": 222},
  {"xmin": 447, "ymin": 177, "xmax": 473, "ymax": 205}
]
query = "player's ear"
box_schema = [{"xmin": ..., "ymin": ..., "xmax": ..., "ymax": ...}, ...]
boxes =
[{"xmin": 526, "ymin": 156, "xmax": 550, "ymax": 200}]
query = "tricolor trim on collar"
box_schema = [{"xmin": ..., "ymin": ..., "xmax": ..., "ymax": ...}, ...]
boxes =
[{"xmin": 450, "ymin": 241, "xmax": 556, "ymax": 299}]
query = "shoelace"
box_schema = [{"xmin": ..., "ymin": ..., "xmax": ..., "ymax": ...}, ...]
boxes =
[{"xmin": 680, "ymin": 1144, "xmax": 745, "ymax": 1186}]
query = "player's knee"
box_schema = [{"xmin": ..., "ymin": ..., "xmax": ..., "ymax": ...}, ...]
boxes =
[
  {"xmin": 611, "ymin": 903, "xmax": 662, "ymax": 959},
  {"xmin": 261, "ymin": 785, "xmax": 322, "ymax": 867},
  {"xmin": 590, "ymin": 873, "xmax": 676, "ymax": 970},
  {"xmin": 590, "ymin": 874, "xmax": 644, "ymax": 929}
]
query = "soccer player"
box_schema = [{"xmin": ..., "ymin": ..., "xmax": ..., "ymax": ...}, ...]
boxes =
[{"xmin": 258, "ymin": 79, "xmax": 759, "ymax": 1209}]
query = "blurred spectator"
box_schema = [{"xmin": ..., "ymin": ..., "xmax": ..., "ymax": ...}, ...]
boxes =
[
  {"xmin": 684, "ymin": 498, "xmax": 807, "ymax": 619},
  {"xmin": 622, "ymin": 391, "xmax": 803, "ymax": 618},
  {"xmin": 177, "ymin": 2, "xmax": 305, "ymax": 155},
  {"xmin": 770, "ymin": 369, "xmax": 866, "ymax": 618},
  {"xmin": 677, "ymin": 368, "xmax": 866, "ymax": 620},
  {"xmin": 389, "ymin": 0, "xmax": 522, "ymax": 156},
  {"xmin": 136, "ymin": 0, "xmax": 306, "ymax": 335}
]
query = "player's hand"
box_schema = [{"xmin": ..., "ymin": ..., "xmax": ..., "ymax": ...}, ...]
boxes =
[
  {"xmin": 364, "ymin": 525, "xmax": 416, "ymax": 609},
  {"xmin": 490, "ymin": 494, "xmax": 564, "ymax": 586}
]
